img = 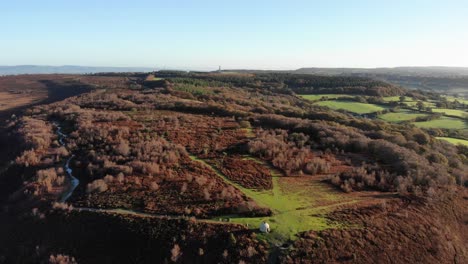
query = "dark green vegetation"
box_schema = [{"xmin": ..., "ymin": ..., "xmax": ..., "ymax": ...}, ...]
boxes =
[
  {"xmin": 0, "ymin": 72, "xmax": 467, "ymax": 263},
  {"xmin": 295, "ymin": 66, "xmax": 468, "ymax": 96}
]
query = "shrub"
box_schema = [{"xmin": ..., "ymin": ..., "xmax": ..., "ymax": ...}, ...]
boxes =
[{"xmin": 86, "ymin": 179, "xmax": 108, "ymax": 193}]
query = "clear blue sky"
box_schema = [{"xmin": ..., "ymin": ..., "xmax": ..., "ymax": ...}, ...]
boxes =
[{"xmin": 1, "ymin": 0, "xmax": 467, "ymax": 70}]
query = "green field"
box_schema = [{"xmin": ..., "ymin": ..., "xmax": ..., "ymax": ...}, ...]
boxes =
[
  {"xmin": 378, "ymin": 110, "xmax": 427, "ymax": 122},
  {"xmin": 315, "ymin": 101, "xmax": 386, "ymax": 114},
  {"xmin": 436, "ymin": 137, "xmax": 468, "ymax": 146},
  {"xmin": 300, "ymin": 94, "xmax": 353, "ymax": 101},
  {"xmin": 431, "ymin": 108, "xmax": 467, "ymax": 118},
  {"xmin": 404, "ymin": 100, "xmax": 437, "ymax": 108},
  {"xmin": 382, "ymin": 96, "xmax": 415, "ymax": 102},
  {"xmin": 442, "ymin": 95, "xmax": 468, "ymax": 104},
  {"xmin": 382, "ymin": 96, "xmax": 401, "ymax": 102},
  {"xmin": 190, "ymin": 155, "xmax": 355, "ymax": 244},
  {"xmin": 413, "ymin": 117, "xmax": 468, "ymax": 129}
]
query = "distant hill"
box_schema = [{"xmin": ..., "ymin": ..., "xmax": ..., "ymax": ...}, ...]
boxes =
[
  {"xmin": 294, "ymin": 67, "xmax": 468, "ymax": 96},
  {"xmin": 295, "ymin": 67, "xmax": 468, "ymax": 77},
  {"xmin": 0, "ymin": 65, "xmax": 155, "ymax": 75}
]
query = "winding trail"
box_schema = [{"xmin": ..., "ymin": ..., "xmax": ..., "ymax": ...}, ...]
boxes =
[{"xmin": 74, "ymin": 207, "xmax": 234, "ymax": 226}]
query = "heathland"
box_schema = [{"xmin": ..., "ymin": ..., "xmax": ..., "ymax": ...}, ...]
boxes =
[{"xmin": 0, "ymin": 72, "xmax": 466, "ymax": 263}]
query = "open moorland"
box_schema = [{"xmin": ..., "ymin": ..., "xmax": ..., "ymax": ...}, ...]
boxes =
[{"xmin": 0, "ymin": 72, "xmax": 466, "ymax": 263}]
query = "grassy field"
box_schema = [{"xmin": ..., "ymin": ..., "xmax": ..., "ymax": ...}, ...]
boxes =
[
  {"xmin": 436, "ymin": 137, "xmax": 468, "ymax": 146},
  {"xmin": 190, "ymin": 155, "xmax": 356, "ymax": 244},
  {"xmin": 431, "ymin": 108, "xmax": 467, "ymax": 118},
  {"xmin": 382, "ymin": 96, "xmax": 416, "ymax": 102},
  {"xmin": 404, "ymin": 100, "xmax": 437, "ymax": 108},
  {"xmin": 413, "ymin": 117, "xmax": 468, "ymax": 130},
  {"xmin": 315, "ymin": 101, "xmax": 386, "ymax": 114},
  {"xmin": 442, "ymin": 95, "xmax": 468, "ymax": 104},
  {"xmin": 382, "ymin": 96, "xmax": 401, "ymax": 102},
  {"xmin": 301, "ymin": 94, "xmax": 467, "ymax": 130},
  {"xmin": 378, "ymin": 110, "xmax": 427, "ymax": 122},
  {"xmin": 300, "ymin": 94, "xmax": 353, "ymax": 101}
]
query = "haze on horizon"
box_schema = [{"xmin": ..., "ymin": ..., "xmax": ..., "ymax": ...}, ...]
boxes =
[{"xmin": 1, "ymin": 0, "xmax": 467, "ymax": 70}]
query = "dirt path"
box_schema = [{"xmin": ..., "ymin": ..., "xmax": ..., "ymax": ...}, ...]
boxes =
[{"xmin": 73, "ymin": 207, "xmax": 236, "ymax": 226}]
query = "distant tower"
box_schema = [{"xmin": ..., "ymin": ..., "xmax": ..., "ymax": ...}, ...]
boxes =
[{"xmin": 218, "ymin": 65, "xmax": 221, "ymax": 72}]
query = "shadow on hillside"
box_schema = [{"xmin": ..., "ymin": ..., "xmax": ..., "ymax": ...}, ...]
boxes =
[{"xmin": 0, "ymin": 79, "xmax": 94, "ymax": 204}]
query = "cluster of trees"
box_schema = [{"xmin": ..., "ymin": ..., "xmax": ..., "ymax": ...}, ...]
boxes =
[
  {"xmin": 248, "ymin": 129, "xmax": 330, "ymax": 175},
  {"xmin": 36, "ymin": 168, "xmax": 65, "ymax": 194},
  {"xmin": 253, "ymin": 114, "xmax": 466, "ymax": 193},
  {"xmin": 15, "ymin": 117, "xmax": 54, "ymax": 152},
  {"xmin": 154, "ymin": 71, "xmax": 404, "ymax": 97},
  {"xmin": 11, "ymin": 116, "xmax": 74, "ymax": 197}
]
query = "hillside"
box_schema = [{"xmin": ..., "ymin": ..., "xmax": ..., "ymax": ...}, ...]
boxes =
[
  {"xmin": 295, "ymin": 67, "xmax": 468, "ymax": 96},
  {"xmin": 296, "ymin": 67, "xmax": 468, "ymax": 77},
  {"xmin": 0, "ymin": 72, "xmax": 466, "ymax": 263}
]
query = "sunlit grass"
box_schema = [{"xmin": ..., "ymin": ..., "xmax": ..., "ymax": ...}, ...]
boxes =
[
  {"xmin": 431, "ymin": 108, "xmax": 467, "ymax": 118},
  {"xmin": 413, "ymin": 117, "xmax": 467, "ymax": 129},
  {"xmin": 378, "ymin": 110, "xmax": 427, "ymax": 122},
  {"xmin": 442, "ymin": 95, "xmax": 468, "ymax": 104},
  {"xmin": 436, "ymin": 137, "xmax": 468, "ymax": 146},
  {"xmin": 190, "ymin": 155, "xmax": 356, "ymax": 244},
  {"xmin": 315, "ymin": 101, "xmax": 386, "ymax": 114},
  {"xmin": 299, "ymin": 94, "xmax": 353, "ymax": 101}
]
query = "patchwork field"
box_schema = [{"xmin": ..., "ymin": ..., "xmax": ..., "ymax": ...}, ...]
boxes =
[
  {"xmin": 301, "ymin": 93, "xmax": 467, "ymax": 131},
  {"xmin": 443, "ymin": 95, "xmax": 468, "ymax": 104}
]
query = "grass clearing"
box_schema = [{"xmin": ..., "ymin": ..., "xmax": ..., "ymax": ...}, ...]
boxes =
[
  {"xmin": 442, "ymin": 95, "xmax": 468, "ymax": 104},
  {"xmin": 431, "ymin": 108, "xmax": 467, "ymax": 118},
  {"xmin": 404, "ymin": 100, "xmax": 437, "ymax": 108},
  {"xmin": 190, "ymin": 155, "xmax": 356, "ymax": 244},
  {"xmin": 382, "ymin": 96, "xmax": 415, "ymax": 102},
  {"xmin": 413, "ymin": 117, "xmax": 467, "ymax": 129},
  {"xmin": 378, "ymin": 110, "xmax": 427, "ymax": 122},
  {"xmin": 315, "ymin": 101, "xmax": 386, "ymax": 114},
  {"xmin": 436, "ymin": 137, "xmax": 468, "ymax": 146},
  {"xmin": 300, "ymin": 94, "xmax": 353, "ymax": 101}
]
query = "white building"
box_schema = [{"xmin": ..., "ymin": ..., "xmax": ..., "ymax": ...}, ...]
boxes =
[{"xmin": 259, "ymin": 221, "xmax": 270, "ymax": 233}]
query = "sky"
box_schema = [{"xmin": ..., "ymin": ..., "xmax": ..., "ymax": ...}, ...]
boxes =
[{"xmin": 1, "ymin": 0, "xmax": 468, "ymax": 70}]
